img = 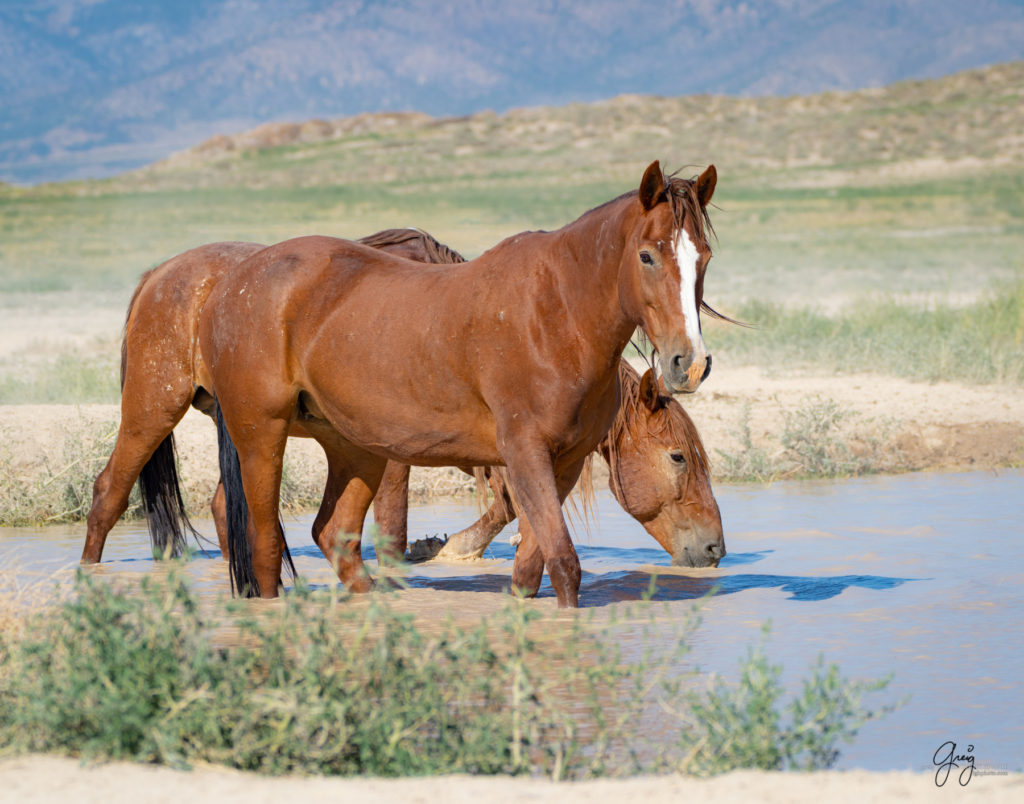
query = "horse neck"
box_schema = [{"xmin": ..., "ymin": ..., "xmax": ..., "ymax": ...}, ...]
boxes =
[{"xmin": 551, "ymin": 195, "xmax": 640, "ymax": 359}]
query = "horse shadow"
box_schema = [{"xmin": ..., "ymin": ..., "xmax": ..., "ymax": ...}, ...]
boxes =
[
  {"xmin": 193, "ymin": 543, "xmax": 914, "ymax": 606},
  {"xmin": 400, "ymin": 568, "xmax": 914, "ymax": 605}
]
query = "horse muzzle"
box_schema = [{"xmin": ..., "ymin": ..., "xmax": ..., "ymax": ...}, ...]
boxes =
[
  {"xmin": 671, "ymin": 525, "xmax": 726, "ymax": 568},
  {"xmin": 660, "ymin": 350, "xmax": 711, "ymax": 394}
]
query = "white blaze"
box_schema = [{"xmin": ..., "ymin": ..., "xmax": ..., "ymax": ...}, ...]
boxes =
[{"xmin": 673, "ymin": 228, "xmax": 707, "ymax": 359}]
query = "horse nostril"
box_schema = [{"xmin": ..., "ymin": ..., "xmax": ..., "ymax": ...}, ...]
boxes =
[
  {"xmin": 671, "ymin": 353, "xmax": 692, "ymax": 377},
  {"xmin": 701, "ymin": 354, "xmax": 712, "ymax": 381},
  {"xmin": 706, "ymin": 541, "xmax": 724, "ymax": 560}
]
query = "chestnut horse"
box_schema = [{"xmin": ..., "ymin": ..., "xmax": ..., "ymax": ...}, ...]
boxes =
[
  {"xmin": 204, "ymin": 161, "xmax": 717, "ymax": 607},
  {"xmin": 375, "ymin": 360, "xmax": 723, "ymax": 566},
  {"xmin": 81, "ymin": 229, "xmax": 462, "ymax": 566}
]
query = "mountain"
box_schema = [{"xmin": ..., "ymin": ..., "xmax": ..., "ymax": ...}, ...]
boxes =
[{"xmin": 2, "ymin": 0, "xmax": 1023, "ymax": 185}]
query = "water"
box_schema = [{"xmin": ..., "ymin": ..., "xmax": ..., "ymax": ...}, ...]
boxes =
[{"xmin": 2, "ymin": 469, "xmax": 1022, "ymax": 773}]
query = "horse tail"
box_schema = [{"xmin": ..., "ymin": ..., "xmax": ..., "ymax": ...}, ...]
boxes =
[
  {"xmin": 138, "ymin": 434, "xmax": 199, "ymax": 559},
  {"xmin": 214, "ymin": 397, "xmax": 296, "ymax": 598}
]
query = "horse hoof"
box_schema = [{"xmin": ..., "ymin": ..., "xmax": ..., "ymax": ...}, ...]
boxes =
[{"xmin": 406, "ymin": 534, "xmax": 448, "ymax": 563}]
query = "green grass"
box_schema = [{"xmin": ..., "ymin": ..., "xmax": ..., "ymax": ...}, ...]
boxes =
[
  {"xmin": 0, "ymin": 348, "xmax": 120, "ymax": 403},
  {"xmin": 0, "ymin": 571, "xmax": 896, "ymax": 778},
  {"xmin": 707, "ymin": 276, "xmax": 1024, "ymax": 386}
]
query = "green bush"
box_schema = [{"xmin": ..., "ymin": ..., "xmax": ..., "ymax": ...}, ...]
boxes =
[
  {"xmin": 714, "ymin": 397, "xmax": 902, "ymax": 483},
  {"xmin": 665, "ymin": 627, "xmax": 898, "ymax": 774},
  {"xmin": 0, "ymin": 572, "xmax": 896, "ymax": 778}
]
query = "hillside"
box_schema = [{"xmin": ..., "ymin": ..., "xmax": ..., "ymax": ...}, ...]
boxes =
[
  {"xmin": 133, "ymin": 60, "xmax": 1024, "ymax": 192},
  {"xmin": 1, "ymin": 63, "xmax": 1023, "ymax": 487}
]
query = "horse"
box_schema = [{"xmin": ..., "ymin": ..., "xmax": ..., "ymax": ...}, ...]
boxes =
[
  {"xmin": 81, "ymin": 229, "xmax": 462, "ymax": 566},
  {"xmin": 203, "ymin": 160, "xmax": 718, "ymax": 607},
  {"xmin": 375, "ymin": 360, "xmax": 723, "ymax": 567}
]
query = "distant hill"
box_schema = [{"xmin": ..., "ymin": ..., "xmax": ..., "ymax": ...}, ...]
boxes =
[
  {"xmin": 119, "ymin": 61, "xmax": 1022, "ymax": 196},
  {"xmin": 2, "ymin": 0, "xmax": 1023, "ymax": 185}
]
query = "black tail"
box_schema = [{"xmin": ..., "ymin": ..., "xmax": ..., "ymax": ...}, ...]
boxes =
[
  {"xmin": 214, "ymin": 398, "xmax": 296, "ymax": 598},
  {"xmin": 138, "ymin": 434, "xmax": 199, "ymax": 559}
]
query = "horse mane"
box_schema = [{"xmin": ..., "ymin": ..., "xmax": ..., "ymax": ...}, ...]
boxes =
[
  {"xmin": 664, "ymin": 172, "xmax": 716, "ymax": 255},
  {"xmin": 601, "ymin": 361, "xmax": 710, "ymax": 500},
  {"xmin": 357, "ymin": 227, "xmax": 467, "ymax": 265}
]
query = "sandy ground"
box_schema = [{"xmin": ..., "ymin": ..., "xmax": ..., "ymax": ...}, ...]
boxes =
[
  {"xmin": 0, "ymin": 755, "xmax": 1019, "ymax": 803},
  {"xmin": 682, "ymin": 363, "xmax": 1024, "ymax": 473}
]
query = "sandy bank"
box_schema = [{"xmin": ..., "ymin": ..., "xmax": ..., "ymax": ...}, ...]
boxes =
[{"xmin": 0, "ymin": 755, "xmax": 1019, "ymax": 803}]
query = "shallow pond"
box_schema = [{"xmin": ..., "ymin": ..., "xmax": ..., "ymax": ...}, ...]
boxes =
[{"xmin": 2, "ymin": 469, "xmax": 1021, "ymax": 774}]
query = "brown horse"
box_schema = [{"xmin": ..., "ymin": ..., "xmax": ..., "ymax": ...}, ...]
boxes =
[
  {"xmin": 375, "ymin": 360, "xmax": 723, "ymax": 566},
  {"xmin": 81, "ymin": 229, "xmax": 460, "ymax": 566},
  {"xmin": 203, "ymin": 161, "xmax": 717, "ymax": 607},
  {"xmin": 81, "ymin": 227, "xmax": 723, "ymax": 575}
]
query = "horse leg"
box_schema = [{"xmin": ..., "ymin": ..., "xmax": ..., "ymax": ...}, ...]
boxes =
[
  {"xmin": 502, "ymin": 447, "xmax": 584, "ymax": 608},
  {"xmin": 509, "ymin": 457, "xmax": 585, "ymax": 601},
  {"xmin": 211, "ymin": 479, "xmax": 228, "ymax": 556},
  {"xmin": 310, "ymin": 461, "xmax": 341, "ymax": 551},
  {"xmin": 230, "ymin": 417, "xmax": 291, "ymax": 598},
  {"xmin": 437, "ymin": 471, "xmax": 515, "ymax": 559},
  {"xmin": 310, "ymin": 437, "xmax": 387, "ymax": 592},
  {"xmin": 371, "ymin": 460, "xmax": 411, "ymax": 559},
  {"xmin": 82, "ymin": 405, "xmax": 189, "ymax": 563}
]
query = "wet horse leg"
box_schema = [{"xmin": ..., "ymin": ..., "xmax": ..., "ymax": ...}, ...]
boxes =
[
  {"xmin": 437, "ymin": 470, "xmax": 515, "ymax": 559},
  {"xmin": 509, "ymin": 457, "xmax": 586, "ymax": 601},
  {"xmin": 226, "ymin": 414, "xmax": 292, "ymax": 598},
  {"xmin": 502, "ymin": 445, "xmax": 584, "ymax": 608},
  {"xmin": 82, "ymin": 397, "xmax": 192, "ymax": 564},
  {"xmin": 310, "ymin": 436, "xmax": 387, "ymax": 592},
  {"xmin": 371, "ymin": 460, "xmax": 411, "ymax": 559}
]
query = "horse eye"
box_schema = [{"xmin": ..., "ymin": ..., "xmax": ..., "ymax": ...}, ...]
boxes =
[
  {"xmin": 669, "ymin": 451, "xmax": 686, "ymax": 466},
  {"xmin": 639, "ymin": 250, "xmax": 654, "ymax": 266}
]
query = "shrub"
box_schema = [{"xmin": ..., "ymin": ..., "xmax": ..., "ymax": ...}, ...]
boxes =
[{"xmin": 0, "ymin": 572, "xmax": 895, "ymax": 778}]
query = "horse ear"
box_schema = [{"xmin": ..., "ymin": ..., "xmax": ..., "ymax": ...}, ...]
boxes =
[
  {"xmin": 638, "ymin": 160, "xmax": 665, "ymax": 211},
  {"xmin": 696, "ymin": 164, "xmax": 717, "ymax": 207},
  {"xmin": 639, "ymin": 368, "xmax": 663, "ymax": 412}
]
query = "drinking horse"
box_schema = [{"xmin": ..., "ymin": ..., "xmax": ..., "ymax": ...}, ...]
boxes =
[
  {"xmin": 375, "ymin": 360, "xmax": 723, "ymax": 566},
  {"xmin": 203, "ymin": 161, "xmax": 717, "ymax": 607}
]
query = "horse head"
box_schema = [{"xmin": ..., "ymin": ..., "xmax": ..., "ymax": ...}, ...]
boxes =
[
  {"xmin": 619, "ymin": 160, "xmax": 717, "ymax": 394},
  {"xmin": 603, "ymin": 366, "xmax": 725, "ymax": 567}
]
